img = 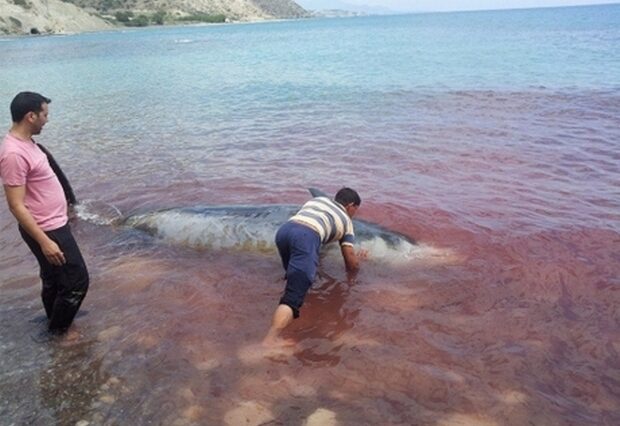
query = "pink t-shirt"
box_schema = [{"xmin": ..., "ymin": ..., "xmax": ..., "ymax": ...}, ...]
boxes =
[{"xmin": 0, "ymin": 133, "xmax": 68, "ymax": 231}]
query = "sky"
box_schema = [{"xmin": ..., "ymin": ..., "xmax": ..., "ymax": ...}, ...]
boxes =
[{"xmin": 295, "ymin": 0, "xmax": 619, "ymax": 13}]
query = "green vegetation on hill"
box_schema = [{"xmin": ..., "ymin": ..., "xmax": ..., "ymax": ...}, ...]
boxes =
[
  {"xmin": 11, "ymin": 0, "xmax": 32, "ymax": 8},
  {"xmin": 111, "ymin": 10, "xmax": 224, "ymax": 26},
  {"xmin": 176, "ymin": 13, "xmax": 225, "ymax": 23},
  {"xmin": 113, "ymin": 10, "xmax": 166, "ymax": 26},
  {"xmin": 56, "ymin": 0, "xmax": 229, "ymax": 26},
  {"xmin": 55, "ymin": 0, "xmax": 307, "ymax": 21}
]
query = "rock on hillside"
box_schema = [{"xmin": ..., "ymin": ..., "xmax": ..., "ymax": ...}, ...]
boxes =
[
  {"xmin": 250, "ymin": 0, "xmax": 306, "ymax": 18},
  {"xmin": 64, "ymin": 0, "xmax": 307, "ymax": 20},
  {"xmin": 0, "ymin": 0, "xmax": 112, "ymax": 35}
]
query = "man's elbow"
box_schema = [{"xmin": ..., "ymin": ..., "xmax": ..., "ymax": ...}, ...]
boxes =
[
  {"xmin": 7, "ymin": 201, "xmax": 27, "ymax": 220},
  {"xmin": 8, "ymin": 203, "xmax": 20, "ymax": 217}
]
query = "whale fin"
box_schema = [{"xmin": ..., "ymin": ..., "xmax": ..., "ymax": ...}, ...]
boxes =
[{"xmin": 308, "ymin": 187, "xmax": 328, "ymax": 198}]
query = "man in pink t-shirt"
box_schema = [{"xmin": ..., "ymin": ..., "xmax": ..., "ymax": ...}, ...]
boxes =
[{"xmin": 0, "ymin": 92, "xmax": 89, "ymax": 335}]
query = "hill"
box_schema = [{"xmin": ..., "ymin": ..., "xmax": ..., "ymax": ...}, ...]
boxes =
[
  {"xmin": 0, "ymin": 0, "xmax": 112, "ymax": 34},
  {"xmin": 0, "ymin": 0, "xmax": 308, "ymax": 35},
  {"xmin": 66, "ymin": 0, "xmax": 306, "ymax": 20}
]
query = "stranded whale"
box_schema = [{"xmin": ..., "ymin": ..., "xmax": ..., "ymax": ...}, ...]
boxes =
[
  {"xmin": 118, "ymin": 189, "xmax": 428, "ymax": 263},
  {"xmin": 77, "ymin": 189, "xmax": 454, "ymax": 263}
]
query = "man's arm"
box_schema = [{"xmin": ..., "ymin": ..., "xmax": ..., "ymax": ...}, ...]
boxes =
[
  {"xmin": 341, "ymin": 244, "xmax": 360, "ymax": 273},
  {"xmin": 4, "ymin": 185, "xmax": 65, "ymax": 265}
]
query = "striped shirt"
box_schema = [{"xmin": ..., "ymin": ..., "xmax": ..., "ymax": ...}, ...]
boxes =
[{"xmin": 290, "ymin": 197, "xmax": 355, "ymax": 247}]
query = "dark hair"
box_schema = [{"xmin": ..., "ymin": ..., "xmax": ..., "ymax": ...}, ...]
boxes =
[
  {"xmin": 335, "ymin": 187, "xmax": 361, "ymax": 207},
  {"xmin": 10, "ymin": 92, "xmax": 51, "ymax": 123}
]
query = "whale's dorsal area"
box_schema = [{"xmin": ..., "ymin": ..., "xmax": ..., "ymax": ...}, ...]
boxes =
[{"xmin": 308, "ymin": 187, "xmax": 329, "ymax": 198}]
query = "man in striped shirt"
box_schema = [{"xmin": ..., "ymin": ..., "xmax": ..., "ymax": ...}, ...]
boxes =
[{"xmin": 262, "ymin": 187, "xmax": 363, "ymax": 347}]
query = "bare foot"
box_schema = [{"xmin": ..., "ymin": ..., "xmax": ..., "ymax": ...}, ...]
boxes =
[
  {"xmin": 261, "ymin": 336, "xmax": 296, "ymax": 348},
  {"xmin": 63, "ymin": 328, "xmax": 82, "ymax": 341},
  {"xmin": 237, "ymin": 341, "xmax": 296, "ymax": 364},
  {"xmin": 57, "ymin": 328, "xmax": 82, "ymax": 346}
]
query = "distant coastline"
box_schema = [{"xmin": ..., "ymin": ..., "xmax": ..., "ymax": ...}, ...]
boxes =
[
  {"xmin": 0, "ymin": 16, "xmax": 313, "ymax": 39},
  {"xmin": 3, "ymin": 1, "xmax": 617, "ymax": 37}
]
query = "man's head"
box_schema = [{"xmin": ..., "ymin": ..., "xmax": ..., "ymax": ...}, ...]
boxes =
[
  {"xmin": 10, "ymin": 91, "xmax": 51, "ymax": 135},
  {"xmin": 335, "ymin": 187, "xmax": 361, "ymax": 218}
]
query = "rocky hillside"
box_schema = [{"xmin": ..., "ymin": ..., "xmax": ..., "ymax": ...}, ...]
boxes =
[
  {"xmin": 0, "ymin": 0, "xmax": 307, "ymax": 35},
  {"xmin": 63, "ymin": 0, "xmax": 307, "ymax": 20},
  {"xmin": 0, "ymin": 0, "xmax": 112, "ymax": 34}
]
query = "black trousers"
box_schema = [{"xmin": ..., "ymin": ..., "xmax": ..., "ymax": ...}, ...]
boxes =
[{"xmin": 19, "ymin": 223, "xmax": 89, "ymax": 331}]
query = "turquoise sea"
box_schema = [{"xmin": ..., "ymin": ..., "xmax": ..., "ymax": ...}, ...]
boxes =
[{"xmin": 1, "ymin": 4, "xmax": 619, "ymax": 425}]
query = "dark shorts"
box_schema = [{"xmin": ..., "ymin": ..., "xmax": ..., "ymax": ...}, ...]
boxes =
[
  {"xmin": 275, "ymin": 221, "xmax": 321, "ymax": 318},
  {"xmin": 19, "ymin": 223, "xmax": 89, "ymax": 331}
]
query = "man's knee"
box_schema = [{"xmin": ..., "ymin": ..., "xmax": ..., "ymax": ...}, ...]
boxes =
[
  {"xmin": 59, "ymin": 261, "xmax": 89, "ymax": 300},
  {"xmin": 280, "ymin": 268, "xmax": 313, "ymax": 318},
  {"xmin": 73, "ymin": 267, "xmax": 89, "ymax": 299}
]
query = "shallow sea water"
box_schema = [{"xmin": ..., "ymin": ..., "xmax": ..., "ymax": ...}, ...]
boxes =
[{"xmin": 0, "ymin": 5, "xmax": 619, "ymax": 425}]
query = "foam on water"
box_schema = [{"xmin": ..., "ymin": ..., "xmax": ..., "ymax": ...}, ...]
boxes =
[
  {"xmin": 356, "ymin": 238, "xmax": 458, "ymax": 264},
  {"xmin": 75, "ymin": 200, "xmax": 123, "ymax": 226}
]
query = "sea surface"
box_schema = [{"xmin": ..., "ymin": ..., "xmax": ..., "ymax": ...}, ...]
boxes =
[{"xmin": 1, "ymin": 4, "xmax": 619, "ymax": 425}]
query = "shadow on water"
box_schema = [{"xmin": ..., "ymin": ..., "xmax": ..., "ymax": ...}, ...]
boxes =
[{"xmin": 292, "ymin": 272, "xmax": 359, "ymax": 367}]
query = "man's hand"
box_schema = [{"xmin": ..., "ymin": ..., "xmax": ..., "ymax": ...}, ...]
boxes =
[
  {"xmin": 41, "ymin": 238, "xmax": 66, "ymax": 266},
  {"xmin": 357, "ymin": 249, "xmax": 369, "ymax": 260},
  {"xmin": 5, "ymin": 184, "xmax": 66, "ymax": 266}
]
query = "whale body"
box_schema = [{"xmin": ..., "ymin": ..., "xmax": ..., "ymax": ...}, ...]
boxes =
[
  {"xmin": 124, "ymin": 204, "xmax": 418, "ymax": 256},
  {"xmin": 76, "ymin": 190, "xmax": 457, "ymax": 263},
  {"xmin": 121, "ymin": 189, "xmax": 422, "ymax": 261}
]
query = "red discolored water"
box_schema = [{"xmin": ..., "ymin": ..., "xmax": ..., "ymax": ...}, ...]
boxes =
[{"xmin": 1, "ymin": 89, "xmax": 618, "ymax": 425}]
